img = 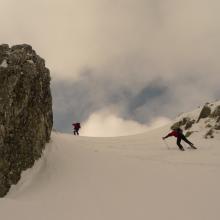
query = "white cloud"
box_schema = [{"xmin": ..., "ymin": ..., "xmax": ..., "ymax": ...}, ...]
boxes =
[
  {"xmin": 80, "ymin": 109, "xmax": 170, "ymax": 137},
  {"xmin": 1, "ymin": 0, "xmax": 220, "ymax": 81}
]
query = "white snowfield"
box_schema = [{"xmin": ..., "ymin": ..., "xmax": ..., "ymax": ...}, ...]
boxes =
[{"xmin": 1, "ymin": 122, "xmax": 220, "ymax": 220}]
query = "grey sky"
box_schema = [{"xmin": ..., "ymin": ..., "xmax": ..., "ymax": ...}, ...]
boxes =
[{"xmin": 1, "ymin": 0, "xmax": 220, "ymax": 134}]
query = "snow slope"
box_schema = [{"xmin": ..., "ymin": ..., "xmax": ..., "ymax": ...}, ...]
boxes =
[{"xmin": 0, "ymin": 122, "xmax": 220, "ymax": 220}]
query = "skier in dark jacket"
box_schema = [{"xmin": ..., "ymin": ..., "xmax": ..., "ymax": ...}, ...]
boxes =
[
  {"xmin": 162, "ymin": 128, "xmax": 196, "ymax": 151},
  {"xmin": 72, "ymin": 122, "xmax": 81, "ymax": 135}
]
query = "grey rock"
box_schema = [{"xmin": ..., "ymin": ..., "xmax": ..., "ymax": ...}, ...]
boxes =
[
  {"xmin": 197, "ymin": 105, "xmax": 211, "ymax": 122},
  {"xmin": 204, "ymin": 129, "xmax": 214, "ymax": 139},
  {"xmin": 0, "ymin": 44, "xmax": 9, "ymax": 64},
  {"xmin": 0, "ymin": 44, "xmax": 53, "ymax": 197},
  {"xmin": 210, "ymin": 105, "xmax": 220, "ymax": 118},
  {"xmin": 171, "ymin": 117, "xmax": 195, "ymax": 130},
  {"xmin": 185, "ymin": 119, "xmax": 195, "ymax": 130},
  {"xmin": 206, "ymin": 124, "xmax": 212, "ymax": 128},
  {"xmin": 171, "ymin": 117, "xmax": 188, "ymax": 130},
  {"xmin": 170, "ymin": 121, "xmax": 182, "ymax": 130},
  {"xmin": 185, "ymin": 131, "xmax": 194, "ymax": 137},
  {"xmin": 215, "ymin": 123, "xmax": 220, "ymax": 130}
]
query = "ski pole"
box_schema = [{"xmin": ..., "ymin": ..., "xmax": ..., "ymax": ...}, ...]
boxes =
[{"xmin": 163, "ymin": 139, "xmax": 170, "ymax": 150}]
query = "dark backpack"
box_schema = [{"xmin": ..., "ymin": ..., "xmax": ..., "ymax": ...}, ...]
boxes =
[
  {"xmin": 176, "ymin": 128, "xmax": 183, "ymax": 134},
  {"xmin": 76, "ymin": 123, "xmax": 81, "ymax": 129}
]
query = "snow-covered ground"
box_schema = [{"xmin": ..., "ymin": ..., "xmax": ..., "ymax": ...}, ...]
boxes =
[{"xmin": 0, "ymin": 120, "xmax": 220, "ymax": 220}]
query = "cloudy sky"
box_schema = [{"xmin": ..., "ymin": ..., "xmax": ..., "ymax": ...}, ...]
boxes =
[{"xmin": 1, "ymin": 0, "xmax": 220, "ymax": 136}]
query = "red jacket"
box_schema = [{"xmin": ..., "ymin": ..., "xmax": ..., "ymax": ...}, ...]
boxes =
[
  {"xmin": 72, "ymin": 123, "xmax": 81, "ymax": 129},
  {"xmin": 166, "ymin": 131, "xmax": 181, "ymax": 138}
]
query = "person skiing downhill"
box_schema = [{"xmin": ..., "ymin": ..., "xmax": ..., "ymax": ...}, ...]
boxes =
[
  {"xmin": 72, "ymin": 122, "xmax": 81, "ymax": 135},
  {"xmin": 162, "ymin": 128, "xmax": 197, "ymax": 151}
]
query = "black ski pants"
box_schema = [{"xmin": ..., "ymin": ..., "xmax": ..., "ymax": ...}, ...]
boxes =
[
  {"xmin": 74, "ymin": 128, "xmax": 79, "ymax": 135},
  {"xmin": 177, "ymin": 134, "xmax": 193, "ymax": 150}
]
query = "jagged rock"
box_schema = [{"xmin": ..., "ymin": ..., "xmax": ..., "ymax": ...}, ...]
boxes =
[
  {"xmin": 185, "ymin": 119, "xmax": 195, "ymax": 130},
  {"xmin": 171, "ymin": 121, "xmax": 181, "ymax": 130},
  {"xmin": 171, "ymin": 117, "xmax": 195, "ymax": 130},
  {"xmin": 204, "ymin": 129, "xmax": 214, "ymax": 139},
  {"xmin": 185, "ymin": 131, "xmax": 194, "ymax": 137},
  {"xmin": 210, "ymin": 105, "xmax": 220, "ymax": 118},
  {"xmin": 215, "ymin": 123, "xmax": 220, "ymax": 130},
  {"xmin": 181, "ymin": 117, "xmax": 188, "ymax": 125},
  {"xmin": 0, "ymin": 44, "xmax": 53, "ymax": 197},
  {"xmin": 197, "ymin": 105, "xmax": 211, "ymax": 122},
  {"xmin": 171, "ymin": 117, "xmax": 188, "ymax": 130},
  {"xmin": 206, "ymin": 124, "xmax": 212, "ymax": 128}
]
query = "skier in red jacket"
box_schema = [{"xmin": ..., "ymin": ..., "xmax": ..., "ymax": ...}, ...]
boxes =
[
  {"xmin": 72, "ymin": 122, "xmax": 81, "ymax": 135},
  {"xmin": 163, "ymin": 128, "xmax": 196, "ymax": 151}
]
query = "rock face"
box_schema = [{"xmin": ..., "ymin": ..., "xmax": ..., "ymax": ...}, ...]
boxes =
[
  {"xmin": 0, "ymin": 44, "xmax": 53, "ymax": 196},
  {"xmin": 211, "ymin": 105, "xmax": 220, "ymax": 119},
  {"xmin": 171, "ymin": 117, "xmax": 195, "ymax": 130},
  {"xmin": 197, "ymin": 104, "xmax": 211, "ymax": 122}
]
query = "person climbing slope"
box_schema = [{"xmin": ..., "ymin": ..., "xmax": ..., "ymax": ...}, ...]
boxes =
[
  {"xmin": 72, "ymin": 122, "xmax": 81, "ymax": 135},
  {"xmin": 162, "ymin": 128, "xmax": 197, "ymax": 151}
]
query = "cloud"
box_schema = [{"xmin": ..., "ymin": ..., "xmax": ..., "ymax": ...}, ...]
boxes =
[
  {"xmin": 1, "ymin": 0, "xmax": 220, "ymax": 135},
  {"xmin": 80, "ymin": 109, "xmax": 171, "ymax": 137},
  {"xmin": 2, "ymin": 0, "xmax": 220, "ymax": 80},
  {"xmin": 51, "ymin": 74, "xmax": 170, "ymax": 132}
]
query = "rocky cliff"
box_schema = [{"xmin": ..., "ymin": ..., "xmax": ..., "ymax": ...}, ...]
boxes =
[{"xmin": 0, "ymin": 44, "xmax": 53, "ymax": 196}]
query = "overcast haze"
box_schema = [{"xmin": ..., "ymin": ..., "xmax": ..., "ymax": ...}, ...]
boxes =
[{"xmin": 1, "ymin": 0, "xmax": 220, "ymax": 135}]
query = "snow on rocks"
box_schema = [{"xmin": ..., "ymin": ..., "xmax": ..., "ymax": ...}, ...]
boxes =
[
  {"xmin": 0, "ymin": 59, "xmax": 8, "ymax": 68},
  {"xmin": 171, "ymin": 100, "xmax": 220, "ymax": 139}
]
